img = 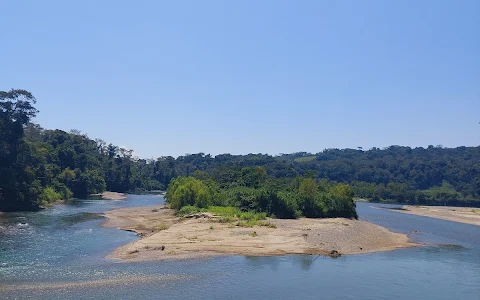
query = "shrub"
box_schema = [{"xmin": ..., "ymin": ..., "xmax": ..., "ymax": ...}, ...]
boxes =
[
  {"xmin": 40, "ymin": 187, "xmax": 62, "ymax": 204},
  {"xmin": 53, "ymin": 182, "xmax": 73, "ymax": 200},
  {"xmin": 271, "ymin": 191, "xmax": 301, "ymax": 219},
  {"xmin": 165, "ymin": 177, "xmax": 212, "ymax": 209}
]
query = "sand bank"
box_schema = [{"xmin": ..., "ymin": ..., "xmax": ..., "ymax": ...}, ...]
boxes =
[
  {"xmin": 91, "ymin": 192, "xmax": 127, "ymax": 200},
  {"xmin": 391, "ymin": 205, "xmax": 480, "ymax": 226},
  {"xmin": 102, "ymin": 206, "xmax": 416, "ymax": 262}
]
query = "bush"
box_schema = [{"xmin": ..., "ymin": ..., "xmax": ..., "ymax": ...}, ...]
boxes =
[
  {"xmin": 53, "ymin": 182, "xmax": 73, "ymax": 200},
  {"xmin": 40, "ymin": 187, "xmax": 62, "ymax": 204},
  {"xmin": 271, "ymin": 191, "xmax": 301, "ymax": 219},
  {"xmin": 224, "ymin": 186, "xmax": 257, "ymax": 210},
  {"xmin": 165, "ymin": 177, "xmax": 212, "ymax": 209},
  {"xmin": 327, "ymin": 184, "xmax": 358, "ymax": 219}
]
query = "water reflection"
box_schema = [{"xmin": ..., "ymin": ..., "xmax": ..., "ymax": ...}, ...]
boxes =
[{"xmin": 243, "ymin": 254, "xmax": 339, "ymax": 271}]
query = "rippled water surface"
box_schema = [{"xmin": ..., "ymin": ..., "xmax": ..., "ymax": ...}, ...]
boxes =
[{"xmin": 1, "ymin": 197, "xmax": 479, "ymax": 299}]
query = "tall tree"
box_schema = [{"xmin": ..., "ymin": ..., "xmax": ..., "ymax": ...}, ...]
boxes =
[{"xmin": 0, "ymin": 89, "xmax": 40, "ymax": 211}]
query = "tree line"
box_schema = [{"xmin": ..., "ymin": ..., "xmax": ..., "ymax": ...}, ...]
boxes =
[{"xmin": 1, "ymin": 89, "xmax": 479, "ymax": 211}]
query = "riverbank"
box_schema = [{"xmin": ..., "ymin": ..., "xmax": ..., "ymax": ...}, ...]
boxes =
[
  {"xmin": 390, "ymin": 205, "xmax": 480, "ymax": 226},
  {"xmin": 102, "ymin": 205, "xmax": 417, "ymax": 262},
  {"xmin": 91, "ymin": 192, "xmax": 127, "ymax": 200}
]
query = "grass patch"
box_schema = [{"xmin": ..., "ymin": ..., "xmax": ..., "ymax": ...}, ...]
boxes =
[
  {"xmin": 237, "ymin": 220, "xmax": 277, "ymax": 228},
  {"xmin": 176, "ymin": 205, "xmax": 270, "ymax": 226},
  {"xmin": 177, "ymin": 205, "xmax": 205, "ymax": 216},
  {"xmin": 237, "ymin": 220, "xmax": 259, "ymax": 227},
  {"xmin": 207, "ymin": 206, "xmax": 266, "ymax": 221},
  {"xmin": 249, "ymin": 231, "xmax": 258, "ymax": 237},
  {"xmin": 154, "ymin": 224, "xmax": 169, "ymax": 231}
]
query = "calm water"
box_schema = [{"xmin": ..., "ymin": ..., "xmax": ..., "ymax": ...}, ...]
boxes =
[{"xmin": 1, "ymin": 197, "xmax": 479, "ymax": 299}]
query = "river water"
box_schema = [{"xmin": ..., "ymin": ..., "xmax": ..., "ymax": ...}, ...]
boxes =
[{"xmin": 1, "ymin": 196, "xmax": 479, "ymax": 299}]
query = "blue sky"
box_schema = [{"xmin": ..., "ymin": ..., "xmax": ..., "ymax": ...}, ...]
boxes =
[{"xmin": 1, "ymin": 0, "xmax": 478, "ymax": 158}]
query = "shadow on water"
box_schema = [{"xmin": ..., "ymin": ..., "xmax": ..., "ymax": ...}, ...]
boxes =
[
  {"xmin": 381, "ymin": 206, "xmax": 408, "ymax": 211},
  {"xmin": 243, "ymin": 254, "xmax": 341, "ymax": 271}
]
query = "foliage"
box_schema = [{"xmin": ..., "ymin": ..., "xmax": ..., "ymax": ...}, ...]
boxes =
[
  {"xmin": 166, "ymin": 176, "xmax": 358, "ymax": 220},
  {"xmin": 0, "ymin": 89, "xmax": 41, "ymax": 211},
  {"xmin": 40, "ymin": 187, "xmax": 62, "ymax": 205},
  {"xmin": 158, "ymin": 148, "xmax": 480, "ymax": 207},
  {"xmin": 2, "ymin": 89, "xmax": 479, "ymax": 212},
  {"xmin": 165, "ymin": 176, "xmax": 211, "ymax": 209}
]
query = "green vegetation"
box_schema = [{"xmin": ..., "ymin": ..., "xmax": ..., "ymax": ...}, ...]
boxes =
[
  {"xmin": 284, "ymin": 149, "xmax": 480, "ymax": 206},
  {"xmin": 177, "ymin": 205, "xmax": 204, "ymax": 216},
  {"xmin": 176, "ymin": 204, "xmax": 271, "ymax": 226},
  {"xmin": 166, "ymin": 174, "xmax": 358, "ymax": 220},
  {"xmin": 40, "ymin": 187, "xmax": 62, "ymax": 205},
  {"xmin": 0, "ymin": 89, "xmax": 163, "ymax": 211},
  {"xmin": 1, "ymin": 89, "xmax": 479, "ymax": 212}
]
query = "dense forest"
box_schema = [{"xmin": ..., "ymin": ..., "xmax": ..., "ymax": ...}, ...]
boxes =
[
  {"xmin": 1, "ymin": 89, "xmax": 479, "ymax": 212},
  {"xmin": 0, "ymin": 89, "xmax": 162, "ymax": 211}
]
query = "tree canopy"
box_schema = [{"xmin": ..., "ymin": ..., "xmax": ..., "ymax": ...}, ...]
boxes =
[{"xmin": 1, "ymin": 89, "xmax": 479, "ymax": 211}]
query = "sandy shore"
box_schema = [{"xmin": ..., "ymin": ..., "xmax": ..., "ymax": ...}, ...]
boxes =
[
  {"xmin": 92, "ymin": 191, "xmax": 127, "ymax": 200},
  {"xmin": 102, "ymin": 206, "xmax": 416, "ymax": 262},
  {"xmin": 390, "ymin": 205, "xmax": 480, "ymax": 226}
]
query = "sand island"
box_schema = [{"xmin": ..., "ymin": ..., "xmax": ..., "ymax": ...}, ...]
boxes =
[{"xmin": 102, "ymin": 205, "xmax": 416, "ymax": 262}]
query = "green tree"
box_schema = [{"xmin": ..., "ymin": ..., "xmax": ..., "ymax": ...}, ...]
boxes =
[
  {"xmin": 165, "ymin": 176, "xmax": 211, "ymax": 209},
  {"xmin": 0, "ymin": 89, "xmax": 40, "ymax": 211}
]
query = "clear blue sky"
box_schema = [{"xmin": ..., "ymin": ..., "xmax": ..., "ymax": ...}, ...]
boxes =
[{"xmin": 1, "ymin": 0, "xmax": 478, "ymax": 158}]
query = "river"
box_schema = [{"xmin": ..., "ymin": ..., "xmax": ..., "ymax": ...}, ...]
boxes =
[{"xmin": 1, "ymin": 195, "xmax": 479, "ymax": 299}]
